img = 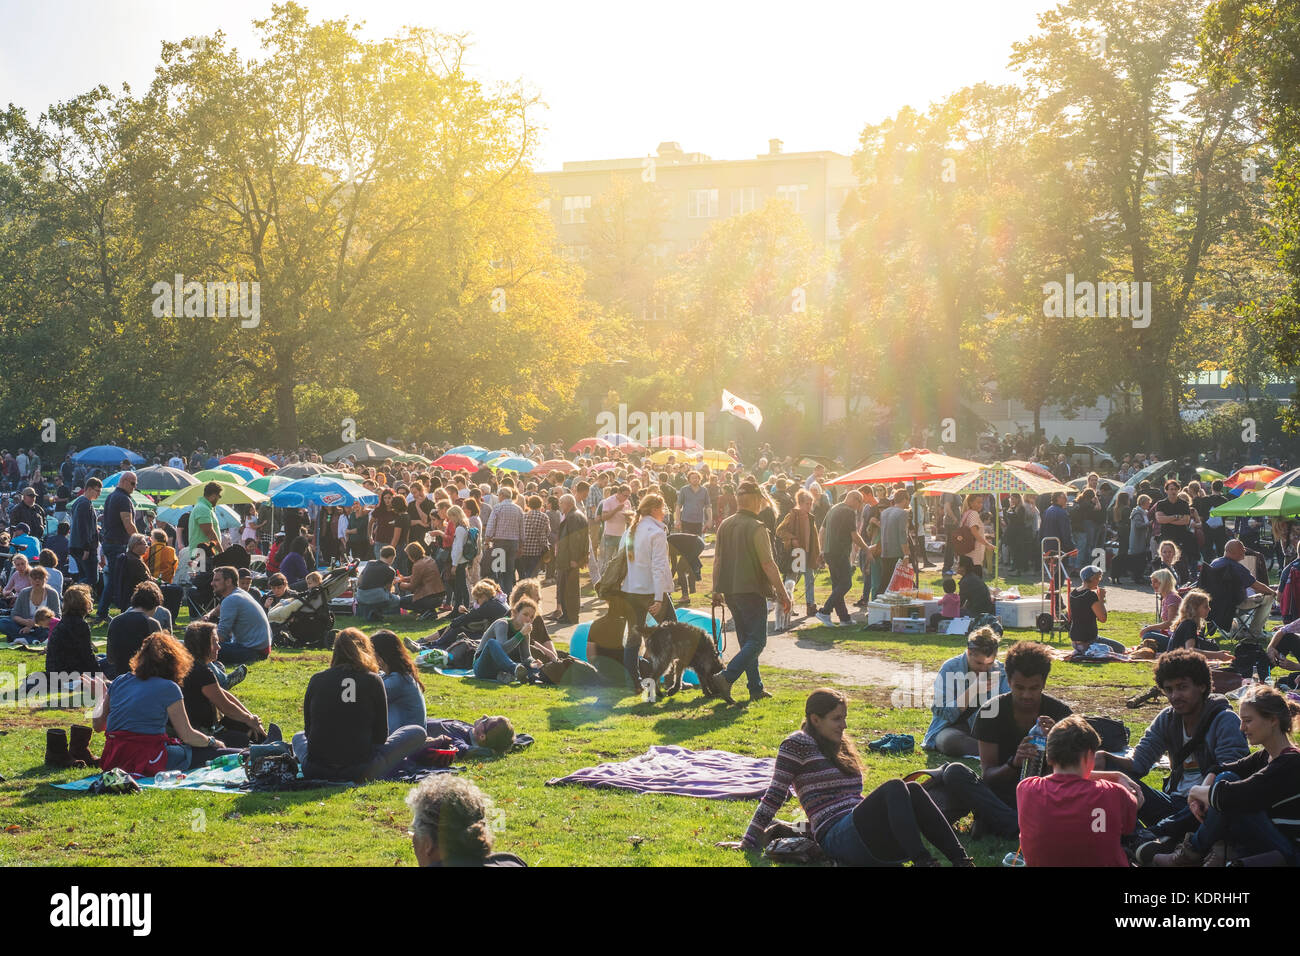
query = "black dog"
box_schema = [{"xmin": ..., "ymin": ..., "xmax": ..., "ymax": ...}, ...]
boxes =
[{"xmin": 639, "ymin": 621, "xmax": 733, "ymax": 703}]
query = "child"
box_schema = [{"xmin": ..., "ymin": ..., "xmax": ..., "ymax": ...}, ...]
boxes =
[
  {"xmin": 304, "ymin": 571, "xmax": 323, "ymax": 589},
  {"xmin": 24, "ymin": 607, "xmax": 57, "ymax": 645},
  {"xmin": 1166, "ymin": 590, "xmax": 1233, "ymax": 662},
  {"xmin": 1017, "ymin": 715, "xmax": 1142, "ymax": 866},
  {"xmin": 939, "ymin": 577, "xmax": 960, "ymax": 618}
]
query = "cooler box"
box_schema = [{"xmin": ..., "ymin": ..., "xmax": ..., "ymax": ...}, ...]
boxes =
[
  {"xmin": 890, "ymin": 617, "xmax": 926, "ymax": 634},
  {"xmin": 995, "ymin": 597, "xmax": 1040, "ymax": 629}
]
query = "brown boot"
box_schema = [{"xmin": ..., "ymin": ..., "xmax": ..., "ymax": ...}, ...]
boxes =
[
  {"xmin": 1153, "ymin": 834, "xmax": 1204, "ymax": 867},
  {"xmin": 44, "ymin": 728, "xmax": 73, "ymax": 767},
  {"xmin": 69, "ymin": 725, "xmax": 99, "ymax": 768},
  {"xmin": 1202, "ymin": 841, "xmax": 1227, "ymax": 867}
]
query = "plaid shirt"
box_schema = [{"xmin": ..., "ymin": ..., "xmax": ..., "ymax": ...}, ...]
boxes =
[
  {"xmin": 585, "ymin": 483, "xmax": 605, "ymax": 516},
  {"xmin": 485, "ymin": 499, "xmax": 524, "ymax": 542},
  {"xmin": 520, "ymin": 510, "xmax": 552, "ymax": 557}
]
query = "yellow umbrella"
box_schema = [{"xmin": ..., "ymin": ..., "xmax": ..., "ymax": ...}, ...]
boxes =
[
  {"xmin": 648, "ymin": 448, "xmax": 736, "ymax": 469},
  {"xmin": 166, "ymin": 482, "xmax": 269, "ymax": 507}
]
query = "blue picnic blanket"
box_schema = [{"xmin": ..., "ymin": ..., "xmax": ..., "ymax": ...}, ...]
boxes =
[{"xmin": 54, "ymin": 764, "xmax": 248, "ymax": 793}]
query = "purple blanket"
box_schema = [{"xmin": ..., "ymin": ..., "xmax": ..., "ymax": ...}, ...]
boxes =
[{"xmin": 546, "ymin": 745, "xmax": 778, "ymax": 800}]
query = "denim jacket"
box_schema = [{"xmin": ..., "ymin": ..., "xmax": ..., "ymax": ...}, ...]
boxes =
[{"xmin": 922, "ymin": 652, "xmax": 1010, "ymax": 750}]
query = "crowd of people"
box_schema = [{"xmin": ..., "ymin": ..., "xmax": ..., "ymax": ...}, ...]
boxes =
[{"xmin": 7, "ymin": 435, "xmax": 1300, "ymax": 867}]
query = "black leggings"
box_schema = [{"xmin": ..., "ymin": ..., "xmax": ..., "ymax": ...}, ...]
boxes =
[{"xmin": 852, "ymin": 779, "xmax": 966, "ymax": 865}]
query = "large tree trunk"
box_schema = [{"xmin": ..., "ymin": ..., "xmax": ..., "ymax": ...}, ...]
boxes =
[
  {"xmin": 274, "ymin": 348, "xmax": 298, "ymax": 449},
  {"xmin": 1140, "ymin": 378, "xmax": 1167, "ymax": 454}
]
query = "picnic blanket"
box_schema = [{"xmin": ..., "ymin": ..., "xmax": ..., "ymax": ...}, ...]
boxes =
[
  {"xmin": 54, "ymin": 765, "xmax": 250, "ymax": 793},
  {"xmin": 1054, "ymin": 649, "xmax": 1133, "ymax": 663},
  {"xmin": 547, "ymin": 745, "xmax": 777, "ymax": 799}
]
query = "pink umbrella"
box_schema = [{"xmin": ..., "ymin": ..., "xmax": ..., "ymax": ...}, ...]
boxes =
[
  {"xmin": 646, "ymin": 435, "xmax": 703, "ymax": 451},
  {"xmin": 429, "ymin": 453, "xmax": 480, "ymax": 471},
  {"xmin": 531, "ymin": 459, "xmax": 577, "ymax": 475},
  {"xmin": 570, "ymin": 437, "xmax": 613, "ymax": 453},
  {"xmin": 591, "ymin": 461, "xmax": 643, "ymax": 477},
  {"xmin": 1004, "ymin": 460, "xmax": 1056, "ymax": 480}
]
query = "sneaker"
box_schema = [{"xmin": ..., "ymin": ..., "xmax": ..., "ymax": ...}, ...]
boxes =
[
  {"xmin": 750, "ymin": 689, "xmax": 774, "ymax": 701},
  {"xmin": 496, "ymin": 670, "xmax": 515, "ymax": 684},
  {"xmin": 1127, "ymin": 686, "xmax": 1163, "ymax": 709},
  {"xmin": 226, "ymin": 664, "xmax": 248, "ymax": 689},
  {"xmin": 868, "ymin": 733, "xmax": 916, "ymax": 755},
  {"xmin": 402, "ymin": 636, "xmax": 421, "ymax": 654},
  {"xmin": 814, "ymin": 612, "xmax": 834, "ymax": 627},
  {"xmin": 514, "ymin": 663, "xmax": 529, "ymax": 683},
  {"xmin": 853, "ymin": 597, "xmax": 870, "ymax": 607}
]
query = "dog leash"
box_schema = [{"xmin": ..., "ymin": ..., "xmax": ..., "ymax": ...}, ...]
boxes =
[{"xmin": 711, "ymin": 599, "xmax": 727, "ymax": 655}]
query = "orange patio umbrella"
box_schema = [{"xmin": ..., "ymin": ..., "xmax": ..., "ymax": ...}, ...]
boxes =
[{"xmin": 825, "ymin": 448, "xmax": 982, "ymax": 487}]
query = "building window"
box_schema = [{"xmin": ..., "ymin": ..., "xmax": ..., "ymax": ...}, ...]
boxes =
[
  {"xmin": 776, "ymin": 183, "xmax": 809, "ymax": 213},
  {"xmin": 561, "ymin": 195, "xmax": 591, "ymax": 224},
  {"xmin": 687, "ymin": 188, "xmax": 718, "ymax": 218},
  {"xmin": 730, "ymin": 187, "xmax": 757, "ymax": 215}
]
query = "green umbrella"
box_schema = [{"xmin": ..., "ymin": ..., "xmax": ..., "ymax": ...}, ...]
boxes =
[
  {"xmin": 94, "ymin": 490, "xmax": 157, "ymax": 513},
  {"xmin": 1196, "ymin": 467, "xmax": 1227, "ymax": 482},
  {"xmin": 193, "ymin": 468, "xmax": 247, "ymax": 485},
  {"xmin": 1210, "ymin": 486, "xmax": 1300, "ymax": 518}
]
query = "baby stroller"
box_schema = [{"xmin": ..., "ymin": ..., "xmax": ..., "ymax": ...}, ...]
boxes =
[
  {"xmin": 267, "ymin": 562, "xmax": 354, "ymax": 649},
  {"xmin": 184, "ymin": 543, "xmax": 251, "ymax": 619}
]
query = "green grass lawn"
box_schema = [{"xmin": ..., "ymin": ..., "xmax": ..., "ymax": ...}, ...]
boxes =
[{"xmin": 0, "ymin": 602, "xmax": 1176, "ymax": 867}]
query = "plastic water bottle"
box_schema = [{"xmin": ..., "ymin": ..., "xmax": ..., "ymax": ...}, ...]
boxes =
[
  {"xmin": 209, "ymin": 753, "xmax": 241, "ymax": 770},
  {"xmin": 1002, "ymin": 849, "xmax": 1026, "ymax": 867},
  {"xmin": 154, "ymin": 771, "xmax": 185, "ymax": 785},
  {"xmin": 1021, "ymin": 721, "xmax": 1048, "ymax": 779}
]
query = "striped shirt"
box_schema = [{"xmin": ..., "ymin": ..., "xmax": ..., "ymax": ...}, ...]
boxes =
[
  {"xmin": 1209, "ymin": 746, "xmax": 1300, "ymax": 844},
  {"xmin": 742, "ymin": 730, "xmax": 863, "ymax": 848},
  {"xmin": 485, "ymin": 499, "xmax": 524, "ymax": 542},
  {"xmin": 520, "ymin": 510, "xmax": 552, "ymax": 557}
]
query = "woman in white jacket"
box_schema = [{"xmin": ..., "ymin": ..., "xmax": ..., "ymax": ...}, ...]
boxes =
[
  {"xmin": 447, "ymin": 505, "xmax": 471, "ymax": 611},
  {"xmin": 620, "ymin": 493, "xmax": 675, "ymax": 681}
]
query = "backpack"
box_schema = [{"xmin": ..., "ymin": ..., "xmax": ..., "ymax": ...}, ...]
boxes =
[
  {"xmin": 446, "ymin": 637, "xmax": 479, "ymax": 670},
  {"xmin": 596, "ymin": 536, "xmax": 629, "ymax": 601},
  {"xmin": 950, "ymin": 526, "xmax": 977, "ymax": 556},
  {"xmin": 462, "ymin": 527, "xmax": 480, "ymax": 560},
  {"xmin": 1085, "ymin": 716, "xmax": 1130, "ymax": 753}
]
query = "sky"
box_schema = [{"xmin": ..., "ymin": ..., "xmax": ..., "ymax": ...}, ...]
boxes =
[{"xmin": 0, "ymin": 0, "xmax": 1063, "ymax": 170}]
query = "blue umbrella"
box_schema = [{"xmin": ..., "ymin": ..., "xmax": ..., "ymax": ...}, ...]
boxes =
[
  {"xmin": 468, "ymin": 448, "xmax": 511, "ymax": 462},
  {"xmin": 488, "ymin": 456, "xmax": 538, "ymax": 473},
  {"xmin": 269, "ymin": 476, "xmax": 377, "ymax": 509},
  {"xmin": 447, "ymin": 445, "xmax": 486, "ymax": 456},
  {"xmin": 73, "ymin": 445, "xmax": 143, "ymax": 468},
  {"xmin": 216, "ymin": 463, "xmax": 259, "ymax": 481}
]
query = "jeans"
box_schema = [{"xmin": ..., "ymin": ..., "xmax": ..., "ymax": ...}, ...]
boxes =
[
  {"xmin": 819, "ymin": 810, "xmax": 889, "ymax": 866},
  {"xmin": 1188, "ymin": 771, "xmax": 1299, "ymax": 862},
  {"xmin": 1136, "ymin": 782, "xmax": 1194, "ymax": 836},
  {"xmin": 556, "ymin": 565, "xmax": 580, "ymax": 624},
  {"xmin": 73, "ymin": 547, "xmax": 97, "ymax": 587},
  {"xmin": 356, "ymin": 587, "xmax": 401, "ymax": 619},
  {"xmin": 292, "ymin": 724, "xmax": 428, "ymax": 782},
  {"xmin": 820, "ymin": 555, "xmax": 852, "ymax": 622},
  {"xmin": 96, "ymin": 545, "xmax": 126, "ymax": 618},
  {"xmin": 599, "ymin": 534, "xmax": 621, "ymax": 579},
  {"xmin": 491, "ymin": 539, "xmax": 519, "ymax": 591},
  {"xmin": 473, "ymin": 636, "xmax": 519, "ymax": 680},
  {"xmin": 452, "ymin": 563, "xmax": 469, "ymax": 611},
  {"xmin": 0, "ymin": 619, "xmax": 46, "ymax": 642},
  {"xmin": 516, "ymin": 553, "xmax": 542, "ymax": 583},
  {"xmin": 797, "ymin": 569, "xmax": 816, "ymax": 609},
  {"xmin": 723, "ymin": 592, "xmax": 768, "ymax": 695},
  {"xmin": 399, "ymin": 594, "xmax": 442, "ymax": 614},
  {"xmin": 621, "ymin": 592, "xmax": 676, "ymax": 681},
  {"xmin": 218, "ymin": 642, "xmax": 268, "ymax": 665}
]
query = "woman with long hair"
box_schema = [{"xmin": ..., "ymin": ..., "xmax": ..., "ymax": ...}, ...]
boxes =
[
  {"xmin": 370, "ymin": 629, "xmax": 427, "ymax": 732},
  {"xmin": 446, "ymin": 504, "xmax": 472, "ymax": 611},
  {"xmin": 1165, "ymin": 589, "xmax": 1232, "ymax": 661},
  {"xmin": 291, "ymin": 628, "xmax": 428, "ymax": 781},
  {"xmin": 1111, "ymin": 491, "xmax": 1132, "ymax": 585},
  {"xmin": 726, "ymin": 689, "xmax": 972, "ymax": 866},
  {"xmin": 1129, "ymin": 494, "xmax": 1153, "ymax": 583},
  {"xmin": 1129, "ymin": 568, "xmax": 1182, "ymax": 657},
  {"xmin": 620, "ymin": 493, "xmax": 674, "ymax": 682},
  {"xmin": 180, "ymin": 621, "xmax": 274, "ymax": 749}
]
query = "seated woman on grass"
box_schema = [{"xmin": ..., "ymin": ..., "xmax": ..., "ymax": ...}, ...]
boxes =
[
  {"xmin": 91, "ymin": 632, "xmax": 241, "ymax": 776},
  {"xmin": 1156, "ymin": 685, "xmax": 1300, "ymax": 867},
  {"xmin": 0, "ymin": 564, "xmax": 62, "ymax": 644},
  {"xmin": 42, "ymin": 584, "xmax": 100, "ymax": 686},
  {"xmin": 291, "ymin": 628, "xmax": 428, "ymax": 782},
  {"xmin": 473, "ymin": 596, "xmax": 546, "ymax": 684},
  {"xmin": 1130, "ymin": 569, "xmax": 1181, "ymax": 658},
  {"xmin": 509, "ymin": 578, "xmax": 559, "ymax": 661},
  {"xmin": 723, "ymin": 688, "xmax": 973, "ymax": 867},
  {"xmin": 179, "ymin": 621, "xmax": 277, "ymax": 750},
  {"xmin": 371, "ymin": 630, "xmax": 427, "ymax": 732},
  {"xmin": 1165, "ymin": 590, "xmax": 1232, "ymax": 662},
  {"xmin": 1067, "ymin": 564, "xmax": 1124, "ymax": 655},
  {"xmin": 423, "ymin": 579, "xmax": 507, "ymax": 649}
]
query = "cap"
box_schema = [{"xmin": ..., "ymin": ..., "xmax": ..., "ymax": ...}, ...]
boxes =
[
  {"xmin": 1079, "ymin": 564, "xmax": 1103, "ymax": 581},
  {"xmin": 21, "ymin": 487, "xmax": 35, "ymax": 496},
  {"xmin": 13, "ymin": 523, "xmax": 28, "ymax": 535}
]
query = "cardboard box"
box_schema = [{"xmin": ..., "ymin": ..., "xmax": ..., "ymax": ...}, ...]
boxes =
[{"xmin": 891, "ymin": 617, "xmax": 926, "ymax": 633}]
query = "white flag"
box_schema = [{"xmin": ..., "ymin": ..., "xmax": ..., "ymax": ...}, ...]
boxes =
[{"xmin": 721, "ymin": 389, "xmax": 763, "ymax": 431}]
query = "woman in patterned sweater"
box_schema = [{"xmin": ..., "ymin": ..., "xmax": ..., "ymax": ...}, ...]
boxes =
[{"xmin": 730, "ymin": 688, "xmax": 973, "ymax": 866}]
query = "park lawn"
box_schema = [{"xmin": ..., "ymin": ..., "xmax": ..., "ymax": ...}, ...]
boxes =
[{"xmin": 0, "ymin": 605, "xmax": 1167, "ymax": 868}]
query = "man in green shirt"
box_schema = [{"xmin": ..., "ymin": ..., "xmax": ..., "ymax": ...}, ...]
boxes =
[{"xmin": 189, "ymin": 481, "xmax": 224, "ymax": 556}]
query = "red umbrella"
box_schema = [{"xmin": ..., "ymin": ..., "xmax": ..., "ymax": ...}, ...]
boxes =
[
  {"xmin": 646, "ymin": 435, "xmax": 703, "ymax": 451},
  {"xmin": 429, "ymin": 453, "xmax": 480, "ymax": 471},
  {"xmin": 531, "ymin": 459, "xmax": 577, "ymax": 475},
  {"xmin": 570, "ymin": 437, "xmax": 613, "ymax": 453},
  {"xmin": 1004, "ymin": 459, "xmax": 1056, "ymax": 480},
  {"xmin": 826, "ymin": 448, "xmax": 982, "ymax": 487},
  {"xmin": 221, "ymin": 452, "xmax": 275, "ymax": 474},
  {"xmin": 1226, "ymin": 465, "xmax": 1283, "ymax": 489}
]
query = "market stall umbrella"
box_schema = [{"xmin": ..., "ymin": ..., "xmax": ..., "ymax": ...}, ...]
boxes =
[
  {"xmin": 393, "ymin": 453, "xmax": 430, "ymax": 465},
  {"xmin": 322, "ymin": 438, "xmax": 406, "ymax": 464},
  {"xmin": 570, "ymin": 437, "xmax": 613, "ymax": 453},
  {"xmin": 276, "ymin": 462, "xmax": 333, "ymax": 480},
  {"xmin": 924, "ymin": 463, "xmax": 1072, "ymax": 579},
  {"xmin": 166, "ymin": 482, "xmax": 269, "ymax": 508},
  {"xmin": 446, "ymin": 445, "xmax": 487, "ymax": 457},
  {"xmin": 73, "ymin": 445, "xmax": 143, "ymax": 468},
  {"xmin": 1126, "ymin": 459, "xmax": 1177, "ymax": 488},
  {"xmin": 429, "ymin": 453, "xmax": 480, "ymax": 471},
  {"xmin": 646, "ymin": 435, "xmax": 703, "ymax": 451},
  {"xmin": 193, "ymin": 468, "xmax": 247, "ymax": 486},
  {"xmin": 486, "ymin": 456, "xmax": 537, "ymax": 473},
  {"xmin": 134, "ymin": 465, "xmax": 200, "ymax": 495},
  {"xmin": 155, "ymin": 502, "xmax": 242, "ymax": 532},
  {"xmin": 215, "ymin": 463, "xmax": 259, "ymax": 481},
  {"xmin": 826, "ymin": 448, "xmax": 981, "ymax": 487},
  {"xmin": 1196, "ymin": 467, "xmax": 1227, "ymax": 483},
  {"xmin": 1226, "ymin": 465, "xmax": 1283, "ymax": 490},
  {"xmin": 247, "ymin": 474, "xmax": 293, "ymax": 495},
  {"xmin": 1210, "ymin": 485, "xmax": 1300, "ymax": 518},
  {"xmin": 531, "ymin": 459, "xmax": 577, "ymax": 475},
  {"xmin": 93, "ymin": 490, "xmax": 157, "ymax": 513},
  {"xmin": 1004, "ymin": 460, "xmax": 1057, "ymax": 481},
  {"xmin": 270, "ymin": 476, "xmax": 378, "ymax": 509},
  {"xmin": 220, "ymin": 452, "xmax": 275, "ymax": 474}
]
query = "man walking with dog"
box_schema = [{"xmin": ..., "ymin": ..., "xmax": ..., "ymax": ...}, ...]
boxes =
[{"xmin": 713, "ymin": 480, "xmax": 791, "ymax": 702}]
